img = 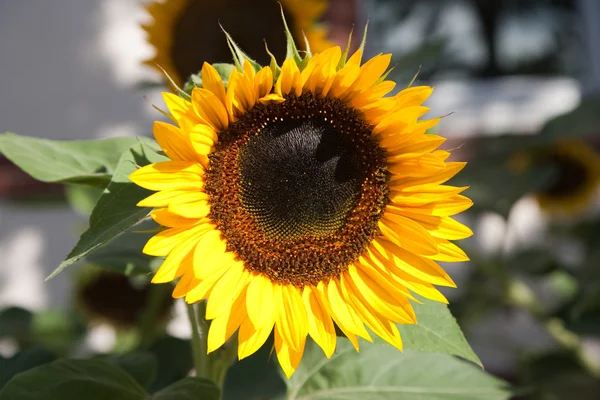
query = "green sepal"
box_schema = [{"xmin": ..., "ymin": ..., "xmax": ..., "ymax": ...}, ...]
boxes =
[
  {"xmin": 297, "ymin": 56, "xmax": 310, "ymax": 72},
  {"xmin": 376, "ymin": 65, "xmax": 396, "ymax": 85},
  {"xmin": 302, "ymin": 32, "xmax": 313, "ymax": 58},
  {"xmin": 264, "ymin": 42, "xmax": 282, "ymax": 81},
  {"xmin": 358, "ymin": 20, "xmax": 369, "ymax": 61},
  {"xmin": 221, "ymin": 25, "xmax": 262, "ymax": 72},
  {"xmin": 337, "ymin": 27, "xmax": 355, "ymax": 69},
  {"xmin": 280, "ymin": 4, "xmax": 302, "ymax": 65},
  {"xmin": 182, "ymin": 73, "xmax": 202, "ymax": 96},
  {"xmin": 157, "ymin": 66, "xmax": 191, "ymax": 101},
  {"xmin": 407, "ymin": 65, "xmax": 422, "ymax": 88}
]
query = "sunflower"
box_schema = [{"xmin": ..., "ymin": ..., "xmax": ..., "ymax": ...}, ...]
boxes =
[
  {"xmin": 534, "ymin": 140, "xmax": 600, "ymax": 214},
  {"xmin": 130, "ymin": 31, "xmax": 473, "ymax": 377},
  {"xmin": 142, "ymin": 0, "xmax": 330, "ymax": 86},
  {"xmin": 77, "ymin": 269, "xmax": 174, "ymax": 330}
]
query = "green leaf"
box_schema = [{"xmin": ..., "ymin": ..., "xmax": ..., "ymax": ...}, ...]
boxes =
[
  {"xmin": 31, "ymin": 309, "xmax": 84, "ymax": 356},
  {"xmin": 147, "ymin": 336, "xmax": 194, "ymax": 392},
  {"xmin": 47, "ymin": 143, "xmax": 168, "ymax": 280},
  {"xmin": 394, "ymin": 298, "xmax": 482, "ymax": 367},
  {"xmin": 86, "ymin": 219, "xmax": 159, "ymax": 276},
  {"xmin": 0, "ymin": 348, "xmax": 55, "ymax": 390},
  {"xmin": 286, "ymin": 340, "xmax": 511, "ymax": 400},
  {"xmin": 223, "ymin": 336, "xmax": 286, "ymax": 400},
  {"xmin": 370, "ymin": 298, "xmax": 481, "ymax": 367},
  {"xmin": 151, "ymin": 377, "xmax": 220, "ymax": 400},
  {"xmin": 0, "ymin": 133, "xmax": 154, "ymax": 188},
  {"xmin": 0, "ymin": 359, "xmax": 146, "ymax": 400},
  {"xmin": 109, "ymin": 352, "xmax": 157, "ymax": 390},
  {"xmin": 65, "ymin": 185, "xmax": 104, "ymax": 217}
]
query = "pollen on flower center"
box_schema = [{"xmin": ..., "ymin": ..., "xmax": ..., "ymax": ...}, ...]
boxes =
[{"xmin": 204, "ymin": 93, "xmax": 390, "ymax": 286}]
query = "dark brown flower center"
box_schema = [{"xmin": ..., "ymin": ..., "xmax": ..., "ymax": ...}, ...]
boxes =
[
  {"xmin": 205, "ymin": 93, "xmax": 389, "ymax": 287},
  {"xmin": 540, "ymin": 151, "xmax": 590, "ymax": 198},
  {"xmin": 171, "ymin": 0, "xmax": 291, "ymax": 83}
]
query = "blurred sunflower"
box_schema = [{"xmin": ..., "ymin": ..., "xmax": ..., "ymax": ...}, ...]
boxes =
[
  {"xmin": 535, "ymin": 140, "xmax": 600, "ymax": 214},
  {"xmin": 142, "ymin": 0, "xmax": 330, "ymax": 86},
  {"xmin": 130, "ymin": 31, "xmax": 472, "ymax": 377},
  {"xmin": 77, "ymin": 269, "xmax": 174, "ymax": 330}
]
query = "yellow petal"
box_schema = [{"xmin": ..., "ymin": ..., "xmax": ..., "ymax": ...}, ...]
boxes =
[
  {"xmin": 129, "ymin": 161, "xmax": 204, "ymax": 191},
  {"xmin": 392, "ymin": 162, "xmax": 466, "ymax": 188},
  {"xmin": 302, "ymin": 286, "xmax": 336, "ymax": 358},
  {"xmin": 228, "ymin": 67, "xmax": 256, "ymax": 115},
  {"xmin": 397, "ymin": 211, "xmax": 473, "ymax": 240},
  {"xmin": 172, "ymin": 273, "xmax": 198, "ymax": 298},
  {"xmin": 395, "ymin": 194, "xmax": 472, "ymax": 217},
  {"xmin": 349, "ymin": 53, "xmax": 392, "ymax": 93},
  {"xmin": 371, "ymin": 239, "xmax": 456, "ymax": 287},
  {"xmin": 254, "ymin": 66, "xmax": 274, "ymax": 99},
  {"xmin": 389, "ymin": 185, "xmax": 468, "ymax": 206},
  {"xmin": 346, "ymin": 264, "xmax": 416, "ymax": 324},
  {"xmin": 143, "ymin": 223, "xmax": 209, "ymax": 256},
  {"xmin": 426, "ymin": 239, "xmax": 470, "ymax": 262},
  {"xmin": 395, "ymin": 86, "xmax": 434, "ymax": 108},
  {"xmin": 163, "ymin": 93, "xmax": 200, "ymax": 125},
  {"xmin": 192, "ymin": 230, "xmax": 230, "ymax": 280},
  {"xmin": 153, "ymin": 121, "xmax": 197, "ymax": 162},
  {"xmin": 313, "ymin": 281, "xmax": 361, "ymax": 351},
  {"xmin": 189, "ymin": 125, "xmax": 216, "ymax": 156},
  {"xmin": 354, "ymin": 257, "xmax": 416, "ymax": 302},
  {"xmin": 276, "ymin": 58, "xmax": 302, "ymax": 97},
  {"xmin": 152, "ymin": 253, "xmax": 191, "ymax": 284},
  {"xmin": 207, "ymin": 290, "xmax": 246, "ymax": 353},
  {"xmin": 201, "ymin": 62, "xmax": 227, "ymax": 105},
  {"xmin": 360, "ymin": 254, "xmax": 448, "ymax": 304},
  {"xmin": 246, "ymin": 274, "xmax": 280, "ymax": 329},
  {"xmin": 238, "ymin": 318, "xmax": 274, "ymax": 360},
  {"xmin": 275, "ymin": 285, "xmax": 308, "ymax": 352},
  {"xmin": 151, "ymin": 233, "xmax": 201, "ymax": 283},
  {"xmin": 168, "ymin": 192, "xmax": 210, "ymax": 219},
  {"xmin": 205, "ymin": 262, "xmax": 249, "ymax": 319},
  {"xmin": 192, "ymin": 88, "xmax": 229, "ymax": 131},
  {"xmin": 339, "ymin": 272, "xmax": 404, "ymax": 350},
  {"xmin": 374, "ymin": 106, "xmax": 431, "ymax": 136},
  {"xmin": 378, "ymin": 119, "xmax": 440, "ymax": 148},
  {"xmin": 184, "ymin": 265, "xmax": 229, "ymax": 303},
  {"xmin": 138, "ymin": 190, "xmax": 189, "ymax": 208},
  {"xmin": 386, "ymin": 135, "xmax": 446, "ymax": 161},
  {"xmin": 151, "ymin": 208, "xmax": 202, "ymax": 228},
  {"xmin": 274, "ymin": 328, "xmax": 306, "ymax": 378},
  {"xmin": 323, "ymin": 279, "xmax": 371, "ymax": 340},
  {"xmin": 259, "ymin": 93, "xmax": 286, "ymax": 104},
  {"xmin": 387, "ymin": 153, "xmax": 446, "ymax": 177},
  {"xmin": 378, "ymin": 215, "xmax": 438, "ymax": 256}
]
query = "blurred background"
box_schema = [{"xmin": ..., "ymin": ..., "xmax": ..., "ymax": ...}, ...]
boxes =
[{"xmin": 1, "ymin": 0, "xmax": 600, "ymax": 398}]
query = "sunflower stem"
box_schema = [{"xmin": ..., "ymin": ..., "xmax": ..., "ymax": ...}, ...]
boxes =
[
  {"xmin": 196, "ymin": 300, "xmax": 211, "ymax": 378},
  {"xmin": 186, "ymin": 302, "xmax": 208, "ymax": 378}
]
